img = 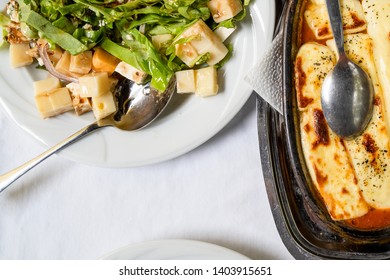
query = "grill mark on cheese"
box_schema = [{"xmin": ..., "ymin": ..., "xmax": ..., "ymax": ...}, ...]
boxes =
[
  {"xmin": 318, "ymin": 27, "xmax": 329, "ymax": 37},
  {"xmin": 374, "ymin": 96, "xmax": 381, "ymax": 106},
  {"xmin": 362, "ymin": 133, "xmax": 378, "ymax": 154},
  {"xmin": 295, "ymin": 57, "xmax": 314, "ymax": 108},
  {"xmin": 314, "ymin": 164, "xmax": 328, "ymax": 187},
  {"xmin": 304, "ymin": 123, "xmax": 311, "ymax": 133},
  {"xmin": 312, "ymin": 109, "xmax": 330, "ymax": 149},
  {"xmin": 346, "ymin": 12, "xmax": 366, "ymax": 30}
]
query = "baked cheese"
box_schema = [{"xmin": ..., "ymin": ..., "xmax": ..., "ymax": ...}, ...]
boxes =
[
  {"xmin": 294, "ymin": 42, "xmax": 335, "ymax": 110},
  {"xmin": 362, "ymin": 0, "xmax": 390, "ymax": 130},
  {"xmin": 327, "ymin": 33, "xmax": 390, "ymax": 209},
  {"xmin": 296, "ymin": 43, "xmax": 369, "ymax": 220},
  {"xmin": 304, "ymin": 0, "xmax": 367, "ymax": 40}
]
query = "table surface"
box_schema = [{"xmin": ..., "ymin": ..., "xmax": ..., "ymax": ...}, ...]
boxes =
[{"xmin": 0, "ymin": 92, "xmax": 293, "ymax": 260}]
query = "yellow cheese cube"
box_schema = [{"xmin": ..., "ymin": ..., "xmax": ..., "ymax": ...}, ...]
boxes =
[
  {"xmin": 35, "ymin": 95, "xmax": 54, "ymax": 118},
  {"xmin": 175, "ymin": 69, "xmax": 196, "ymax": 93},
  {"xmin": 175, "ymin": 20, "xmax": 228, "ymax": 66},
  {"xmin": 55, "ymin": 51, "xmax": 81, "ymax": 78},
  {"xmin": 33, "ymin": 76, "xmax": 61, "ymax": 96},
  {"xmin": 69, "ymin": 51, "xmax": 92, "ymax": 74},
  {"xmin": 92, "ymin": 48, "xmax": 120, "ymax": 75},
  {"xmin": 47, "ymin": 47, "xmax": 63, "ymax": 65},
  {"xmin": 92, "ymin": 91, "xmax": 116, "ymax": 120},
  {"xmin": 195, "ymin": 66, "xmax": 219, "ymax": 97},
  {"xmin": 78, "ymin": 72, "xmax": 112, "ymax": 98},
  {"xmin": 208, "ymin": 0, "xmax": 243, "ymax": 23},
  {"xmin": 115, "ymin": 62, "xmax": 147, "ymax": 84},
  {"xmin": 49, "ymin": 87, "xmax": 73, "ymax": 113},
  {"xmin": 9, "ymin": 43, "xmax": 33, "ymax": 68},
  {"xmin": 35, "ymin": 87, "xmax": 73, "ymax": 118}
]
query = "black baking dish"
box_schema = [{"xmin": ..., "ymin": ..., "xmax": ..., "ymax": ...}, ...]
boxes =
[{"xmin": 257, "ymin": 0, "xmax": 390, "ymax": 259}]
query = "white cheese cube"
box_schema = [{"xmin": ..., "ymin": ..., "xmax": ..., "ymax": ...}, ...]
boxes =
[
  {"xmin": 175, "ymin": 69, "xmax": 196, "ymax": 94},
  {"xmin": 208, "ymin": 0, "xmax": 243, "ymax": 23},
  {"xmin": 195, "ymin": 66, "xmax": 219, "ymax": 97},
  {"xmin": 115, "ymin": 62, "xmax": 147, "ymax": 84},
  {"xmin": 9, "ymin": 43, "xmax": 33, "ymax": 68},
  {"xmin": 66, "ymin": 82, "xmax": 92, "ymax": 115},
  {"xmin": 151, "ymin": 34, "xmax": 173, "ymax": 51},
  {"xmin": 78, "ymin": 72, "xmax": 112, "ymax": 98},
  {"xmin": 92, "ymin": 91, "xmax": 116, "ymax": 120},
  {"xmin": 214, "ymin": 26, "xmax": 236, "ymax": 42},
  {"xmin": 33, "ymin": 76, "xmax": 61, "ymax": 96},
  {"xmin": 69, "ymin": 51, "xmax": 92, "ymax": 74},
  {"xmin": 175, "ymin": 43, "xmax": 200, "ymax": 67},
  {"xmin": 175, "ymin": 20, "xmax": 228, "ymax": 66}
]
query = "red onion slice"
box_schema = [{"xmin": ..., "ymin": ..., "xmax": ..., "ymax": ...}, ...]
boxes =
[{"xmin": 38, "ymin": 43, "xmax": 78, "ymax": 83}]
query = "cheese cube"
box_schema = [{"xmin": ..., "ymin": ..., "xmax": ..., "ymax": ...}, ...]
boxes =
[
  {"xmin": 92, "ymin": 91, "xmax": 116, "ymax": 120},
  {"xmin": 66, "ymin": 82, "xmax": 92, "ymax": 115},
  {"xmin": 69, "ymin": 51, "xmax": 92, "ymax": 74},
  {"xmin": 175, "ymin": 69, "xmax": 196, "ymax": 93},
  {"xmin": 115, "ymin": 62, "xmax": 147, "ymax": 84},
  {"xmin": 92, "ymin": 48, "xmax": 120, "ymax": 75},
  {"xmin": 208, "ymin": 0, "xmax": 243, "ymax": 23},
  {"xmin": 49, "ymin": 87, "xmax": 73, "ymax": 113},
  {"xmin": 9, "ymin": 43, "xmax": 33, "ymax": 68},
  {"xmin": 175, "ymin": 20, "xmax": 228, "ymax": 66},
  {"xmin": 151, "ymin": 34, "xmax": 174, "ymax": 51},
  {"xmin": 55, "ymin": 51, "xmax": 81, "ymax": 78},
  {"xmin": 195, "ymin": 66, "xmax": 219, "ymax": 97},
  {"xmin": 33, "ymin": 76, "xmax": 61, "ymax": 96},
  {"xmin": 35, "ymin": 95, "xmax": 54, "ymax": 118},
  {"xmin": 35, "ymin": 87, "xmax": 73, "ymax": 118},
  {"xmin": 214, "ymin": 26, "xmax": 236, "ymax": 42},
  {"xmin": 78, "ymin": 72, "xmax": 112, "ymax": 98},
  {"xmin": 175, "ymin": 43, "xmax": 200, "ymax": 67},
  {"xmin": 47, "ymin": 47, "xmax": 63, "ymax": 65}
]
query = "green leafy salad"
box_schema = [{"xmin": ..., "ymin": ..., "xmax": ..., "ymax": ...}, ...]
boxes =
[{"xmin": 0, "ymin": 0, "xmax": 250, "ymax": 120}]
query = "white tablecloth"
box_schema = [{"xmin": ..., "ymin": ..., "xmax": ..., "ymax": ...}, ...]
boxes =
[{"xmin": 0, "ymin": 93, "xmax": 293, "ymax": 260}]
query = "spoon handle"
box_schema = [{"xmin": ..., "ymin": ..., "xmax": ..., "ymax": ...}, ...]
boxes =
[
  {"xmin": 0, "ymin": 122, "xmax": 102, "ymax": 193},
  {"xmin": 325, "ymin": 0, "xmax": 345, "ymax": 57}
]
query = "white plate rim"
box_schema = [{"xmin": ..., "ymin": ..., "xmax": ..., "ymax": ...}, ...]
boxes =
[
  {"xmin": 0, "ymin": 1, "xmax": 275, "ymax": 167},
  {"xmin": 100, "ymin": 239, "xmax": 250, "ymax": 260}
]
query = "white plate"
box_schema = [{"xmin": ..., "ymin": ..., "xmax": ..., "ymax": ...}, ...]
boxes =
[
  {"xmin": 0, "ymin": 1, "xmax": 275, "ymax": 167},
  {"xmin": 101, "ymin": 239, "xmax": 250, "ymax": 260}
]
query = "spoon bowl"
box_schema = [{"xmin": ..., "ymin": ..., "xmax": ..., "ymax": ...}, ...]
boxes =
[
  {"xmin": 321, "ymin": 0, "xmax": 374, "ymax": 139},
  {"xmin": 321, "ymin": 57, "xmax": 374, "ymax": 138},
  {"xmin": 0, "ymin": 76, "xmax": 176, "ymax": 193}
]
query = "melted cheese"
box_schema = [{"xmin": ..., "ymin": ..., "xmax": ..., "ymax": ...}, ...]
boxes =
[
  {"xmin": 294, "ymin": 43, "xmax": 335, "ymax": 110},
  {"xmin": 296, "ymin": 43, "xmax": 369, "ymax": 220},
  {"xmin": 327, "ymin": 34, "xmax": 390, "ymax": 209},
  {"xmin": 362, "ymin": 0, "xmax": 390, "ymax": 130},
  {"xmin": 304, "ymin": 0, "xmax": 367, "ymax": 40}
]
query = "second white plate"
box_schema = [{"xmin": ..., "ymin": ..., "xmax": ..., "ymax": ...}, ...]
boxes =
[{"xmin": 101, "ymin": 239, "xmax": 250, "ymax": 260}]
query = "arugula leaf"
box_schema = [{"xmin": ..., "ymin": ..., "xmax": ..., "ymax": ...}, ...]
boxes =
[{"xmin": 20, "ymin": 5, "xmax": 88, "ymax": 55}]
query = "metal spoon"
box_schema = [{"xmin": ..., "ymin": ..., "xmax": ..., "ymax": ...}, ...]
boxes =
[
  {"xmin": 321, "ymin": 0, "xmax": 374, "ymax": 138},
  {"xmin": 0, "ymin": 77, "xmax": 176, "ymax": 193}
]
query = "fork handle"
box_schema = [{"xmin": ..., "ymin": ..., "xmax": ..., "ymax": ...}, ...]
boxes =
[{"xmin": 0, "ymin": 122, "xmax": 101, "ymax": 193}]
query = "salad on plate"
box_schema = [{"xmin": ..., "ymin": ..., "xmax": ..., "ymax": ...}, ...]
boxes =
[{"xmin": 0, "ymin": 0, "xmax": 249, "ymax": 120}]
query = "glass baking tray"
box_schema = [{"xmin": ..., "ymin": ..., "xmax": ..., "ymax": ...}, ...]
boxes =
[{"xmin": 257, "ymin": 0, "xmax": 390, "ymax": 259}]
